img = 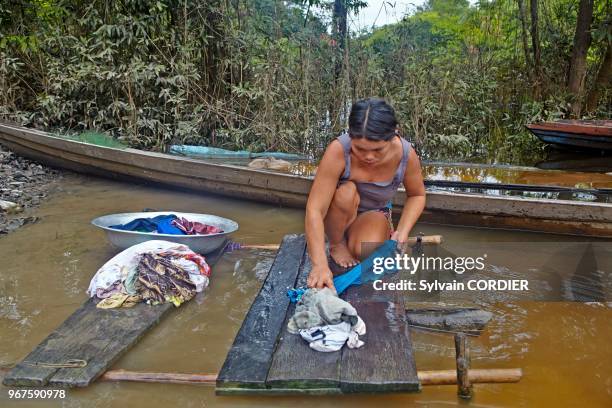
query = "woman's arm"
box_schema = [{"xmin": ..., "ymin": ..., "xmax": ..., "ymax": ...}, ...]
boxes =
[
  {"xmin": 305, "ymin": 141, "xmax": 345, "ymax": 289},
  {"xmin": 391, "ymin": 147, "xmax": 426, "ymax": 246}
]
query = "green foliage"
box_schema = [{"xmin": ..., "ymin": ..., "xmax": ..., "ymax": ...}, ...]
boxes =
[
  {"xmin": 0, "ymin": 0, "xmax": 609, "ymax": 165},
  {"xmin": 353, "ymin": 0, "xmax": 610, "ymax": 164}
]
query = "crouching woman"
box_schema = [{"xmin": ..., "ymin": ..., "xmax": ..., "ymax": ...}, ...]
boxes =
[{"xmin": 305, "ymin": 98, "xmax": 426, "ymax": 289}]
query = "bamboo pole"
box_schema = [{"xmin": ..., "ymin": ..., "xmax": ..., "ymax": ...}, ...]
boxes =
[
  {"xmin": 0, "ymin": 367, "xmax": 522, "ymax": 387},
  {"xmin": 241, "ymin": 235, "xmax": 443, "ymax": 250},
  {"xmin": 418, "ymin": 368, "xmax": 522, "ymax": 385},
  {"xmin": 100, "ymin": 370, "xmax": 217, "ymax": 384}
]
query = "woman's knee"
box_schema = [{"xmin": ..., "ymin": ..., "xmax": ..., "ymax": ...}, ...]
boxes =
[
  {"xmin": 347, "ymin": 213, "xmax": 390, "ymax": 258},
  {"xmin": 330, "ymin": 181, "xmax": 359, "ymax": 211}
]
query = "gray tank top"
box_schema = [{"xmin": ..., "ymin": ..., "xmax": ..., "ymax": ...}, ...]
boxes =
[{"xmin": 337, "ymin": 132, "xmax": 411, "ymax": 212}]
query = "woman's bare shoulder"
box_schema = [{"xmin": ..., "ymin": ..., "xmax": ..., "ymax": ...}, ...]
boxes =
[{"xmin": 317, "ymin": 139, "xmax": 345, "ymax": 176}]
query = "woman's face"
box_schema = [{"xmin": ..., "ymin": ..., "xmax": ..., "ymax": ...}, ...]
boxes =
[{"xmin": 350, "ymin": 137, "xmax": 393, "ymax": 167}]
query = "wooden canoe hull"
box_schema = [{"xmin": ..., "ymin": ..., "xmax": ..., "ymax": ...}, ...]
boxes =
[
  {"xmin": 526, "ymin": 121, "xmax": 612, "ymax": 151},
  {"xmin": 1, "ymin": 123, "xmax": 612, "ymax": 237}
]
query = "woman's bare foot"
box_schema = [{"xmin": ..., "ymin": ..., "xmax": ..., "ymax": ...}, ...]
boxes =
[{"xmin": 329, "ymin": 241, "xmax": 359, "ymax": 268}]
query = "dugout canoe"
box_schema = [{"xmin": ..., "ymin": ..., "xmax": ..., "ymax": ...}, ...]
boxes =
[
  {"xmin": 526, "ymin": 120, "xmax": 612, "ymax": 152},
  {"xmin": 1, "ymin": 123, "xmax": 612, "ymax": 237}
]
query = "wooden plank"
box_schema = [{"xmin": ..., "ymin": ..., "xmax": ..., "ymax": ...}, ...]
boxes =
[
  {"xmin": 341, "ymin": 272, "xmax": 404, "ymax": 304},
  {"xmin": 216, "ymin": 234, "xmax": 306, "ymax": 392},
  {"xmin": 47, "ymin": 301, "xmax": 174, "ymax": 387},
  {"xmin": 215, "ymin": 387, "xmax": 343, "ymax": 395},
  {"xmin": 265, "ymin": 251, "xmax": 341, "ymax": 391},
  {"xmin": 219, "ymin": 237, "xmax": 420, "ymax": 395},
  {"xmin": 339, "ymin": 300, "xmax": 420, "ymax": 393},
  {"xmin": 1, "ymin": 303, "xmax": 104, "ymax": 387},
  {"xmin": 338, "ymin": 265, "xmax": 419, "ymax": 393},
  {"xmin": 265, "ymin": 245, "xmax": 419, "ymax": 394},
  {"xmin": 3, "ymin": 245, "xmax": 225, "ymax": 388}
]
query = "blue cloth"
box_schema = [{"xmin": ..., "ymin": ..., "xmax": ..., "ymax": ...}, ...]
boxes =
[
  {"xmin": 287, "ymin": 288, "xmax": 306, "ymax": 303},
  {"xmin": 110, "ymin": 214, "xmax": 185, "ymax": 235},
  {"xmin": 333, "ymin": 240, "xmax": 399, "ymax": 295},
  {"xmin": 170, "ymin": 145, "xmax": 306, "ymax": 160},
  {"xmin": 286, "ymin": 240, "xmax": 401, "ymax": 301}
]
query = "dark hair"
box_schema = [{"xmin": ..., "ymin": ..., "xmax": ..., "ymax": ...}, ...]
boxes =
[{"xmin": 348, "ymin": 98, "xmax": 398, "ymax": 141}]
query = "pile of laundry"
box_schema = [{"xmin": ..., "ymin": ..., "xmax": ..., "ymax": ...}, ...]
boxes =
[
  {"xmin": 87, "ymin": 240, "xmax": 212, "ymax": 309},
  {"xmin": 287, "ymin": 287, "xmax": 365, "ymax": 352},
  {"xmin": 110, "ymin": 214, "xmax": 223, "ymax": 235}
]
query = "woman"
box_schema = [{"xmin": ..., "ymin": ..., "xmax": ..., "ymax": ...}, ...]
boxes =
[{"xmin": 305, "ymin": 98, "xmax": 426, "ymax": 290}]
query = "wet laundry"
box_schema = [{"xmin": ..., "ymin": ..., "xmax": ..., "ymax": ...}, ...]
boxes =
[
  {"xmin": 95, "ymin": 281, "xmax": 126, "ymax": 299},
  {"xmin": 287, "ymin": 287, "xmax": 366, "ymax": 352},
  {"xmin": 299, "ymin": 318, "xmax": 366, "ymax": 352},
  {"xmin": 172, "ymin": 217, "xmax": 223, "ymax": 235},
  {"xmin": 136, "ymin": 252, "xmax": 198, "ymax": 306},
  {"xmin": 97, "ymin": 293, "xmax": 141, "ymax": 309},
  {"xmin": 287, "ymin": 287, "xmax": 360, "ymax": 332},
  {"xmin": 88, "ymin": 240, "xmax": 188, "ymax": 295},
  {"xmin": 110, "ymin": 214, "xmax": 184, "ymax": 234},
  {"xmin": 109, "ymin": 214, "xmax": 224, "ymax": 236},
  {"xmin": 332, "ymin": 239, "xmax": 400, "ymax": 295},
  {"xmin": 87, "ymin": 240, "xmax": 212, "ymax": 309}
]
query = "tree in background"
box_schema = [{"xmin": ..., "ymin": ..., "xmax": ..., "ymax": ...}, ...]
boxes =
[
  {"xmin": 567, "ymin": 0, "xmax": 594, "ymax": 117},
  {"xmin": 0, "ymin": 0, "xmax": 610, "ymax": 164}
]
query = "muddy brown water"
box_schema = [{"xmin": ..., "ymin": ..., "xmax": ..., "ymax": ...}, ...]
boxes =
[
  {"xmin": 1, "ymin": 173, "xmax": 610, "ymax": 407},
  {"xmin": 198, "ymin": 157, "xmax": 612, "ymax": 189}
]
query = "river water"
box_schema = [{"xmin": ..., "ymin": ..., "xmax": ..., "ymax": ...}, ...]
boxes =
[{"xmin": 0, "ymin": 173, "xmax": 610, "ymax": 407}]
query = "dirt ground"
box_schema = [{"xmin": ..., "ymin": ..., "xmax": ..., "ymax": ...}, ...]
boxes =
[{"xmin": 0, "ymin": 145, "xmax": 62, "ymax": 234}]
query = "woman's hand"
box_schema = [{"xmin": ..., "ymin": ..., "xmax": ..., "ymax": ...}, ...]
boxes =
[
  {"xmin": 391, "ymin": 230, "xmax": 409, "ymax": 255},
  {"xmin": 307, "ymin": 264, "xmax": 335, "ymax": 290}
]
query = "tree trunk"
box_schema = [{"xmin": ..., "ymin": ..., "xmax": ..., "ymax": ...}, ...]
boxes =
[
  {"xmin": 529, "ymin": 0, "xmax": 542, "ymax": 99},
  {"xmin": 330, "ymin": 0, "xmax": 347, "ymax": 133},
  {"xmin": 202, "ymin": 3, "xmax": 226, "ymax": 102},
  {"xmin": 585, "ymin": 36, "xmax": 611, "ymax": 113},
  {"xmin": 518, "ymin": 0, "xmax": 531, "ymax": 69},
  {"xmin": 567, "ymin": 0, "xmax": 594, "ymax": 117}
]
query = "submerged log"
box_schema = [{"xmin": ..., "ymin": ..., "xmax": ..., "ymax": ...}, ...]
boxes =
[{"xmin": 405, "ymin": 308, "xmax": 493, "ymax": 335}]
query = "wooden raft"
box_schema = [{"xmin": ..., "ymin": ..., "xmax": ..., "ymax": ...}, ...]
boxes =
[
  {"xmin": 2, "ymin": 246, "xmax": 226, "ymax": 388},
  {"xmin": 216, "ymin": 234, "xmax": 420, "ymax": 395}
]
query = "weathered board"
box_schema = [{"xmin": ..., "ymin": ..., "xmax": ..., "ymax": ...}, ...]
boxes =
[
  {"xmin": 265, "ymin": 253, "xmax": 342, "ymax": 391},
  {"xmin": 217, "ymin": 234, "xmax": 420, "ymax": 395},
  {"xmin": 216, "ymin": 234, "xmax": 307, "ymax": 390},
  {"xmin": 339, "ymin": 301, "xmax": 419, "ymax": 393},
  {"xmin": 3, "ymin": 245, "xmax": 226, "ymax": 388}
]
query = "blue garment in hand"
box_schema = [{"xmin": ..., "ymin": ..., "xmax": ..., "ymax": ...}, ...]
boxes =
[
  {"xmin": 333, "ymin": 239, "xmax": 399, "ymax": 295},
  {"xmin": 285, "ymin": 240, "xmax": 400, "ymax": 301},
  {"xmin": 287, "ymin": 288, "xmax": 306, "ymax": 303},
  {"xmin": 110, "ymin": 214, "xmax": 185, "ymax": 235}
]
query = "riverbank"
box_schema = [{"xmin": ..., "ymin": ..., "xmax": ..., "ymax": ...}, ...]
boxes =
[{"xmin": 0, "ymin": 145, "xmax": 61, "ymax": 234}]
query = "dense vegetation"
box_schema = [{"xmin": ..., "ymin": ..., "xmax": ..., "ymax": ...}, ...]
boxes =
[{"xmin": 0, "ymin": 0, "xmax": 610, "ymax": 164}]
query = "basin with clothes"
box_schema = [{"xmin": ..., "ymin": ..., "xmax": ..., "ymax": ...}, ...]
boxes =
[{"xmin": 91, "ymin": 211, "xmax": 238, "ymax": 254}]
